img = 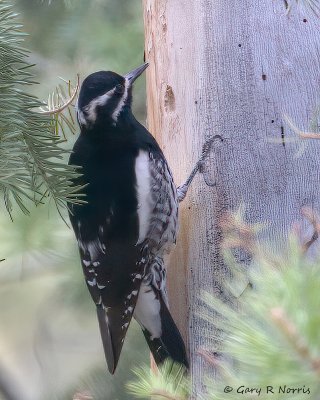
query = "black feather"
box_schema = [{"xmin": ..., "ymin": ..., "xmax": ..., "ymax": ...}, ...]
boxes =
[
  {"xmin": 141, "ymin": 296, "xmax": 189, "ymax": 369},
  {"xmin": 96, "ymin": 305, "xmax": 115, "ymax": 373}
]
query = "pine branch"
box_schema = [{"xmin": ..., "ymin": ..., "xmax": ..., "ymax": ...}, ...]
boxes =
[
  {"xmin": 201, "ymin": 231, "xmax": 320, "ymax": 399},
  {"xmin": 128, "ymin": 215, "xmax": 320, "ymax": 400},
  {"xmin": 0, "ymin": 2, "xmax": 83, "ymax": 215},
  {"xmin": 284, "ymin": 114, "xmax": 320, "ymax": 140},
  {"xmin": 270, "ymin": 307, "xmax": 320, "ymax": 377},
  {"xmin": 38, "ymin": 75, "xmax": 79, "ymax": 137}
]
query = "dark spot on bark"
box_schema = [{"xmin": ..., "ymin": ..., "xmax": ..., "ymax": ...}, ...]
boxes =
[
  {"xmin": 195, "ymin": 100, "xmax": 198, "ymax": 104},
  {"xmin": 271, "ymin": 120, "xmax": 275, "ymax": 123},
  {"xmin": 238, "ymin": 44, "xmax": 242, "ymax": 47},
  {"xmin": 303, "ymin": 18, "xmax": 307, "ymax": 22},
  {"xmin": 284, "ymin": 0, "xmax": 289, "ymax": 9},
  {"xmin": 262, "ymin": 74, "xmax": 267, "ymax": 81},
  {"xmin": 164, "ymin": 85, "xmax": 176, "ymax": 112},
  {"xmin": 159, "ymin": 13, "xmax": 167, "ymax": 33},
  {"xmin": 281, "ymin": 126, "xmax": 285, "ymax": 147}
]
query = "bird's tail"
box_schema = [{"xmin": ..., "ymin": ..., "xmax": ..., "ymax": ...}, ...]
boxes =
[{"xmin": 140, "ymin": 295, "xmax": 189, "ymax": 369}]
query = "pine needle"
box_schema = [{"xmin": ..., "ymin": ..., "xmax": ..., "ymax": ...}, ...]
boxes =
[
  {"xmin": 38, "ymin": 74, "xmax": 80, "ymax": 136},
  {"xmin": 0, "ymin": 2, "xmax": 82, "ymax": 215},
  {"xmin": 127, "ymin": 361, "xmax": 189, "ymax": 400}
]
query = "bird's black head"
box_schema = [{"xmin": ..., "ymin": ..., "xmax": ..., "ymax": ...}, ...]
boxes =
[{"xmin": 76, "ymin": 63, "xmax": 149, "ymax": 129}]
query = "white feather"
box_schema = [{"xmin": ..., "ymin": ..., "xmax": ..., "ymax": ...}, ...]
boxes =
[
  {"xmin": 87, "ymin": 239, "xmax": 104, "ymax": 260},
  {"xmin": 135, "ymin": 150, "xmax": 152, "ymax": 244},
  {"xmin": 134, "ymin": 281, "xmax": 161, "ymax": 340},
  {"xmin": 87, "ymin": 278, "xmax": 96, "ymax": 287}
]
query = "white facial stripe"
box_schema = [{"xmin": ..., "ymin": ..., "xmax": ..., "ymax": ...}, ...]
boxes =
[
  {"xmin": 77, "ymin": 110, "xmax": 87, "ymax": 126},
  {"xmin": 77, "ymin": 88, "xmax": 115, "ymax": 127},
  {"xmin": 112, "ymin": 78, "xmax": 129, "ymax": 123},
  {"xmin": 76, "ymin": 100, "xmax": 87, "ymax": 127}
]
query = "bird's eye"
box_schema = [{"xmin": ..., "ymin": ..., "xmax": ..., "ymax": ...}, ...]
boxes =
[{"xmin": 115, "ymin": 84, "xmax": 125, "ymax": 94}]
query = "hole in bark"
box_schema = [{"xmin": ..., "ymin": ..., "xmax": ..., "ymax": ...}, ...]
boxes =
[
  {"xmin": 284, "ymin": 0, "xmax": 289, "ymax": 9},
  {"xmin": 303, "ymin": 18, "xmax": 307, "ymax": 22},
  {"xmin": 271, "ymin": 120, "xmax": 275, "ymax": 123},
  {"xmin": 164, "ymin": 85, "xmax": 176, "ymax": 112},
  {"xmin": 238, "ymin": 44, "xmax": 242, "ymax": 47},
  {"xmin": 262, "ymin": 74, "xmax": 267, "ymax": 81},
  {"xmin": 195, "ymin": 101, "xmax": 198, "ymax": 104},
  {"xmin": 281, "ymin": 126, "xmax": 285, "ymax": 147}
]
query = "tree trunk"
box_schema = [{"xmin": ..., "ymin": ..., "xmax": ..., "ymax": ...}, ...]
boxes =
[{"xmin": 142, "ymin": 0, "xmax": 320, "ymax": 395}]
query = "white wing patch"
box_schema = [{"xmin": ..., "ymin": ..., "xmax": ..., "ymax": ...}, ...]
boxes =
[{"xmin": 135, "ymin": 150, "xmax": 152, "ymax": 244}]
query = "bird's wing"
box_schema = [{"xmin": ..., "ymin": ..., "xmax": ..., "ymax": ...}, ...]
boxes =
[
  {"xmin": 70, "ymin": 211, "xmax": 146, "ymax": 374},
  {"xmin": 69, "ymin": 145, "xmax": 178, "ymax": 373}
]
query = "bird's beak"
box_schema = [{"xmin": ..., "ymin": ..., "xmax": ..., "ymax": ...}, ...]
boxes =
[{"xmin": 124, "ymin": 63, "xmax": 149, "ymax": 84}]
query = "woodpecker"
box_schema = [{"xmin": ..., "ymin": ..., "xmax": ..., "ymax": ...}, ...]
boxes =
[{"xmin": 68, "ymin": 63, "xmax": 213, "ymax": 374}]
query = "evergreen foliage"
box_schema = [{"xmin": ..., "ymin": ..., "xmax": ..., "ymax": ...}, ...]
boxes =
[
  {"xmin": 38, "ymin": 74, "xmax": 79, "ymax": 138},
  {"xmin": 127, "ymin": 361, "xmax": 189, "ymax": 400},
  {"xmin": 0, "ymin": 1, "xmax": 82, "ymax": 215},
  {"xmin": 203, "ymin": 235, "xmax": 320, "ymax": 400},
  {"xmin": 127, "ymin": 234, "xmax": 320, "ymax": 399}
]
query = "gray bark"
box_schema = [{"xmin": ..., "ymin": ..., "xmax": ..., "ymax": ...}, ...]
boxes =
[{"xmin": 142, "ymin": 0, "xmax": 320, "ymax": 395}]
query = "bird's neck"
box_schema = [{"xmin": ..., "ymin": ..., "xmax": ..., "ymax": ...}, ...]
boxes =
[{"xmin": 82, "ymin": 108, "xmax": 139, "ymax": 139}]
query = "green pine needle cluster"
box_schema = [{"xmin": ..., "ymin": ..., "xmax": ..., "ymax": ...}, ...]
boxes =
[
  {"xmin": 127, "ymin": 361, "xmax": 189, "ymax": 400},
  {"xmin": 127, "ymin": 236, "xmax": 320, "ymax": 399},
  {"xmin": 202, "ymin": 235, "xmax": 320, "ymax": 399},
  {"xmin": 0, "ymin": 1, "xmax": 83, "ymax": 215}
]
